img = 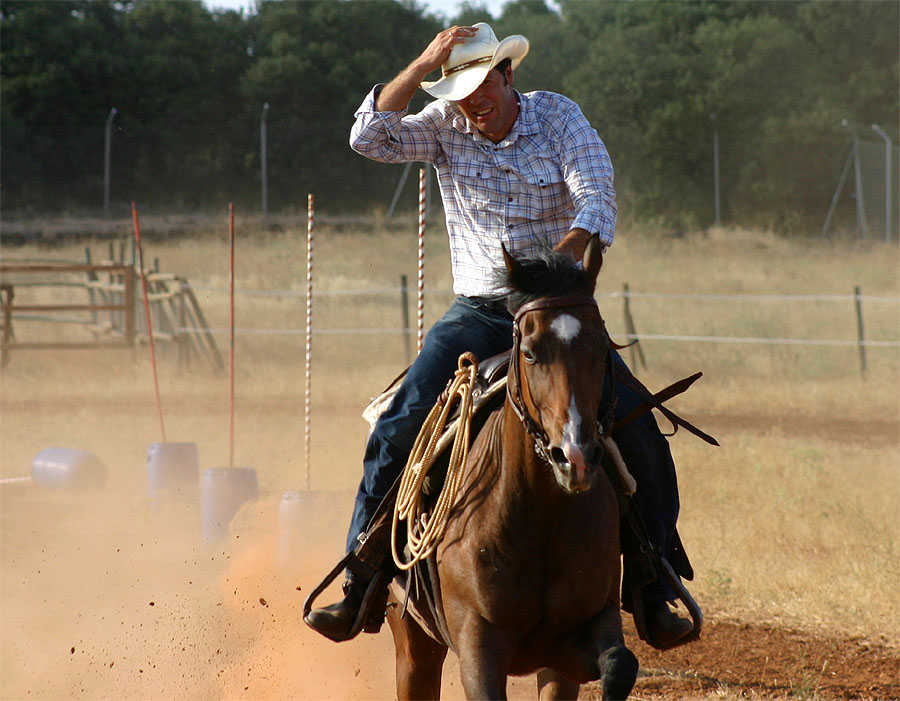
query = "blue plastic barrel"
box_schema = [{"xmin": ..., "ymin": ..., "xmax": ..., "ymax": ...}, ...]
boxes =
[
  {"xmin": 31, "ymin": 447, "xmax": 106, "ymax": 490},
  {"xmin": 201, "ymin": 467, "xmax": 258, "ymax": 540},
  {"xmin": 146, "ymin": 442, "xmax": 198, "ymax": 506}
]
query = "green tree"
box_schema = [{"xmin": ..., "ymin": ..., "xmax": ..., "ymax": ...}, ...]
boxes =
[
  {"xmin": 2, "ymin": 0, "xmax": 896, "ymax": 229},
  {"xmin": 1, "ymin": 1, "xmax": 128, "ymax": 209},
  {"xmin": 493, "ymin": 0, "xmax": 568, "ymax": 95},
  {"xmin": 117, "ymin": 0, "xmax": 253, "ymax": 208},
  {"xmin": 241, "ymin": 0, "xmax": 439, "ymax": 211},
  {"xmin": 557, "ymin": 0, "xmax": 898, "ymax": 232},
  {"xmin": 563, "ymin": 1, "xmax": 719, "ymax": 226}
]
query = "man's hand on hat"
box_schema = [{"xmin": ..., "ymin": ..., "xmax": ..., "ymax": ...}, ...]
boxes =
[
  {"xmin": 416, "ymin": 26, "xmax": 478, "ymax": 77},
  {"xmin": 375, "ymin": 25, "xmax": 481, "ymax": 112}
]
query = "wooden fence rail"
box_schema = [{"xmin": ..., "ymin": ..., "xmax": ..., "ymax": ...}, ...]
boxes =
[
  {"xmin": 0, "ymin": 259, "xmax": 224, "ymax": 373},
  {"xmin": 0, "ymin": 263, "xmax": 136, "ymax": 364}
]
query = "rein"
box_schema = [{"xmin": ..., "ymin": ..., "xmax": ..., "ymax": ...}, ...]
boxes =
[{"xmin": 507, "ymin": 294, "xmax": 616, "ymax": 464}]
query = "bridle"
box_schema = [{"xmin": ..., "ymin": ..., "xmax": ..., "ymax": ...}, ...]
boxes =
[{"xmin": 507, "ymin": 293, "xmax": 617, "ymax": 465}]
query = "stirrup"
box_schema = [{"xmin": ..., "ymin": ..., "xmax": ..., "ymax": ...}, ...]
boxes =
[
  {"xmin": 303, "ymin": 552, "xmax": 389, "ymax": 642},
  {"xmin": 630, "ymin": 556, "xmax": 702, "ymax": 650}
]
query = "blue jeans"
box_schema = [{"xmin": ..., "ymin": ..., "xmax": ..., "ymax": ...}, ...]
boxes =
[
  {"xmin": 606, "ymin": 352, "xmax": 681, "ymax": 601},
  {"xmin": 346, "ymin": 297, "xmax": 681, "ymax": 600}
]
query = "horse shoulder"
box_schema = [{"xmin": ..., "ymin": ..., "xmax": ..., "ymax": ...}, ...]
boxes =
[{"xmin": 437, "ymin": 411, "xmax": 544, "ymax": 630}]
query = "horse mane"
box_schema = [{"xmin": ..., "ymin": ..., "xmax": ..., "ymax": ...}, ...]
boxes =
[{"xmin": 499, "ymin": 247, "xmax": 595, "ymax": 314}]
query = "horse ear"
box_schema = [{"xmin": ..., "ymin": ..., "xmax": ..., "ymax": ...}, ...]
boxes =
[
  {"xmin": 583, "ymin": 235, "xmax": 604, "ymax": 289},
  {"xmin": 502, "ymin": 242, "xmax": 523, "ymax": 281}
]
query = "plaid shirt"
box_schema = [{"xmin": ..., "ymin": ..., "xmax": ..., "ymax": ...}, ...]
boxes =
[{"xmin": 351, "ymin": 86, "xmax": 617, "ymax": 296}]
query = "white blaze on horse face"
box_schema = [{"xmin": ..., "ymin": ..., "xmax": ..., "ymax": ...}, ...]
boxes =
[
  {"xmin": 561, "ymin": 393, "xmax": 589, "ymax": 484},
  {"xmin": 551, "ymin": 314, "xmax": 581, "ymax": 344}
]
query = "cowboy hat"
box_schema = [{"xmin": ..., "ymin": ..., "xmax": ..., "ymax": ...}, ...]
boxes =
[{"xmin": 420, "ymin": 23, "xmax": 529, "ymax": 102}]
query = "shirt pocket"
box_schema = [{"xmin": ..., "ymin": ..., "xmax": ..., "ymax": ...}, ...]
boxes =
[
  {"xmin": 450, "ymin": 161, "xmax": 493, "ymax": 210},
  {"xmin": 517, "ymin": 167, "xmax": 566, "ymax": 220}
]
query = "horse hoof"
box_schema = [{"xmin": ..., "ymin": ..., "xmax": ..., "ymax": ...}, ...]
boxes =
[{"xmin": 600, "ymin": 645, "xmax": 637, "ymax": 700}]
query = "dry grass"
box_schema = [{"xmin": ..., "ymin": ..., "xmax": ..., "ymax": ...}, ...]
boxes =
[{"xmin": 1, "ymin": 220, "xmax": 898, "ymax": 698}]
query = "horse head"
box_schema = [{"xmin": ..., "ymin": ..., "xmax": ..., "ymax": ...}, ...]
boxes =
[{"xmin": 502, "ymin": 236, "xmax": 612, "ymax": 494}]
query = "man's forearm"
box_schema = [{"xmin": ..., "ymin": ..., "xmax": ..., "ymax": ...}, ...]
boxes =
[
  {"xmin": 375, "ymin": 25, "xmax": 476, "ymax": 112},
  {"xmin": 375, "ymin": 60, "xmax": 433, "ymax": 112},
  {"xmin": 554, "ymin": 227, "xmax": 593, "ymax": 260}
]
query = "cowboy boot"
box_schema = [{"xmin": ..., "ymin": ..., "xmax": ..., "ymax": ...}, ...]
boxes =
[
  {"xmin": 304, "ymin": 577, "xmax": 368, "ymax": 642},
  {"xmin": 641, "ymin": 592, "xmax": 693, "ymax": 649},
  {"xmin": 620, "ymin": 547, "xmax": 696, "ymax": 650}
]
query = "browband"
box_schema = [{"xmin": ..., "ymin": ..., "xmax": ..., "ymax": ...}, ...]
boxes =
[{"xmin": 513, "ymin": 294, "xmax": 598, "ymax": 323}]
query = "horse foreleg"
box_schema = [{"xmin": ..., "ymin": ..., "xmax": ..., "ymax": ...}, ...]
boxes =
[
  {"xmin": 536, "ymin": 668, "xmax": 579, "ymax": 700},
  {"xmin": 386, "ymin": 601, "xmax": 448, "ymax": 700},
  {"xmin": 587, "ymin": 606, "xmax": 638, "ymax": 701},
  {"xmin": 455, "ymin": 618, "xmax": 511, "ymax": 700}
]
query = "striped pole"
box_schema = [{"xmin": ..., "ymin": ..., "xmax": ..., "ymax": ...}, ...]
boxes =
[
  {"xmin": 132, "ymin": 202, "xmax": 166, "ymax": 442},
  {"xmin": 228, "ymin": 203, "xmax": 235, "ymax": 469},
  {"xmin": 417, "ymin": 168, "xmax": 426, "ymax": 354},
  {"xmin": 304, "ymin": 193, "xmax": 314, "ymax": 491}
]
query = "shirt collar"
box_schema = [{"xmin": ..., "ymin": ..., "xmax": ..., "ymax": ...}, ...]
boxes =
[{"xmin": 447, "ymin": 91, "xmax": 536, "ymax": 148}]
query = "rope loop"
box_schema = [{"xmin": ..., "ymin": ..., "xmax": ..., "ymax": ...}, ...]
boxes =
[{"xmin": 391, "ymin": 352, "xmax": 479, "ymax": 571}]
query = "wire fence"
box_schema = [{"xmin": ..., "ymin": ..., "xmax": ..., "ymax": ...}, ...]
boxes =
[
  {"xmin": 181, "ymin": 282, "xmax": 900, "ymax": 350},
  {"xmin": 5, "ymin": 272, "xmax": 896, "ymax": 358}
]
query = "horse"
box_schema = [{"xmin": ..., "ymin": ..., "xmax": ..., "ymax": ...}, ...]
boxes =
[{"xmin": 386, "ymin": 235, "xmax": 638, "ymax": 701}]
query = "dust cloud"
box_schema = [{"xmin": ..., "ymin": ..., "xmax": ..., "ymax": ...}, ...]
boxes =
[
  {"xmin": 0, "ymin": 372, "xmax": 530, "ymax": 700},
  {"xmin": 1, "ymin": 469, "xmax": 406, "ymax": 700}
]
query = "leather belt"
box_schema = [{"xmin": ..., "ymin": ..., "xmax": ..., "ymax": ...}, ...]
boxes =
[{"xmin": 466, "ymin": 296, "xmax": 510, "ymax": 315}]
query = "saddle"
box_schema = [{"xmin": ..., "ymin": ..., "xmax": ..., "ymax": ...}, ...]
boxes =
[{"xmin": 304, "ymin": 350, "xmax": 712, "ymax": 649}]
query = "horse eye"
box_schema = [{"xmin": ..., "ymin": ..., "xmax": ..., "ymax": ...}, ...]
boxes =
[{"xmin": 522, "ymin": 348, "xmax": 536, "ymax": 364}]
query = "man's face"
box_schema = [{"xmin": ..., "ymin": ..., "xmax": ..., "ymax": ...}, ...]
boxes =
[{"xmin": 454, "ymin": 65, "xmax": 518, "ymax": 143}]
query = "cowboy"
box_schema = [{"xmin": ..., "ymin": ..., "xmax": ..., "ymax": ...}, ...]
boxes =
[{"xmin": 306, "ymin": 23, "xmax": 695, "ymax": 649}]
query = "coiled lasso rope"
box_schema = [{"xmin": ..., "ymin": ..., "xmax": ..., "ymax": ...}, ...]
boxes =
[{"xmin": 391, "ymin": 352, "xmax": 479, "ymax": 571}]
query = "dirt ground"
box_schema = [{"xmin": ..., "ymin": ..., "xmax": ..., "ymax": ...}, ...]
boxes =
[
  {"xmin": 3, "ymin": 483, "xmax": 898, "ymax": 701},
  {"xmin": 2, "ymin": 380, "xmax": 897, "ymax": 701},
  {"xmin": 2, "ymin": 224, "xmax": 898, "ymax": 700},
  {"xmin": 612, "ymin": 620, "xmax": 900, "ymax": 700}
]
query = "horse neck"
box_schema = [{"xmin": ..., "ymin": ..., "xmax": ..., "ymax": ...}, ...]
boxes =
[{"xmin": 496, "ymin": 400, "xmax": 560, "ymax": 504}]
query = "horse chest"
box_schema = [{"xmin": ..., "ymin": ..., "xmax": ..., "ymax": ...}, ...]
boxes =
[{"xmin": 441, "ymin": 509, "xmax": 615, "ymax": 631}]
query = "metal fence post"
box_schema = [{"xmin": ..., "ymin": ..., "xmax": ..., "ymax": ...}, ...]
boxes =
[
  {"xmin": 400, "ymin": 274, "xmax": 411, "ymax": 365},
  {"xmin": 712, "ymin": 113, "xmax": 721, "ymax": 226},
  {"xmin": 103, "ymin": 107, "xmax": 117, "ymax": 218},
  {"xmin": 843, "ymin": 120, "xmax": 868, "ymax": 239},
  {"xmin": 622, "ymin": 283, "xmax": 647, "ymax": 371},
  {"xmin": 871, "ymin": 124, "xmax": 893, "ymax": 243},
  {"xmin": 260, "ymin": 102, "xmax": 270, "ymax": 216},
  {"xmin": 854, "ymin": 285, "xmax": 867, "ymax": 377}
]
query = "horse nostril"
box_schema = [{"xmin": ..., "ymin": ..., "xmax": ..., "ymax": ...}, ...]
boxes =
[
  {"xmin": 584, "ymin": 441, "xmax": 603, "ymax": 470},
  {"xmin": 586, "ymin": 440, "xmax": 604, "ymax": 468},
  {"xmin": 549, "ymin": 446, "xmax": 568, "ymax": 466}
]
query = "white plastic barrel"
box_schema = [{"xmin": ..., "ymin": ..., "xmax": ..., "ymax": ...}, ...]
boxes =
[
  {"xmin": 277, "ymin": 490, "xmax": 351, "ymax": 576},
  {"xmin": 146, "ymin": 442, "xmax": 199, "ymax": 506},
  {"xmin": 31, "ymin": 447, "xmax": 106, "ymax": 490},
  {"xmin": 201, "ymin": 467, "xmax": 258, "ymax": 540},
  {"xmin": 279, "ymin": 490, "xmax": 321, "ymax": 569}
]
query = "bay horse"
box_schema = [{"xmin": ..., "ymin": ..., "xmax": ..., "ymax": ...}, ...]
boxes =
[{"xmin": 386, "ymin": 236, "xmax": 638, "ymax": 700}]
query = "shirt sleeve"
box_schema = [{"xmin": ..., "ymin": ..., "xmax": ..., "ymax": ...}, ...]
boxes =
[
  {"xmin": 551, "ymin": 98, "xmax": 617, "ymax": 249},
  {"xmin": 349, "ymin": 85, "xmax": 441, "ymax": 164}
]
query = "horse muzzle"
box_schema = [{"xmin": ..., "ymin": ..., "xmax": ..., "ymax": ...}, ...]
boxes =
[{"xmin": 548, "ymin": 437, "xmax": 604, "ymax": 494}]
